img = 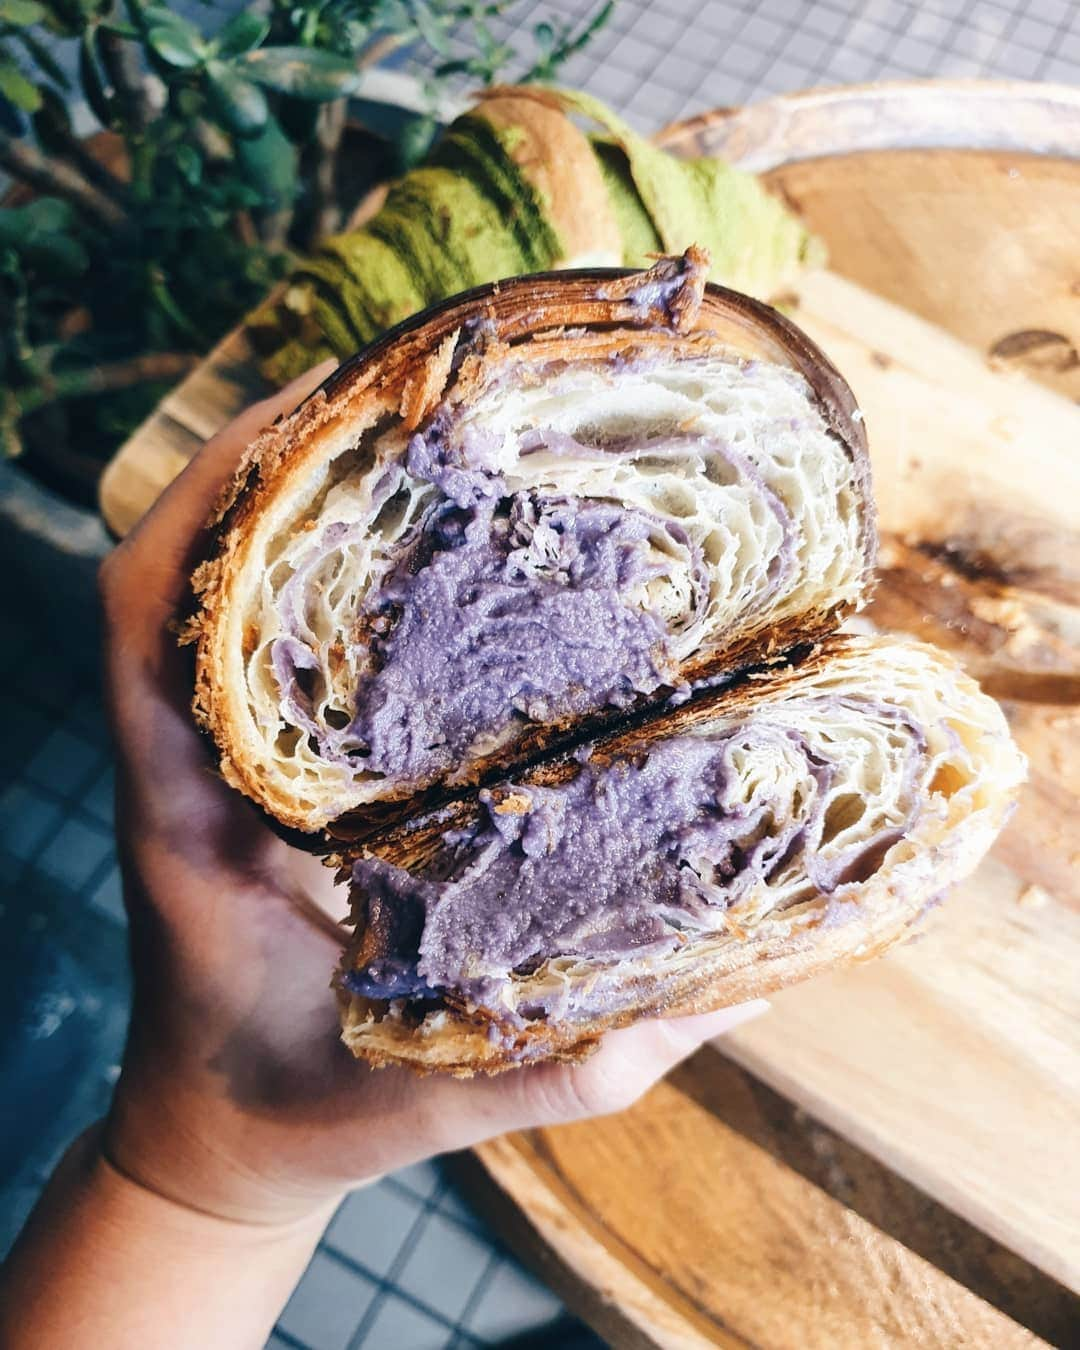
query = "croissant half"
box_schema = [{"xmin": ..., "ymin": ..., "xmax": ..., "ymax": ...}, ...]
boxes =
[
  {"xmin": 191, "ymin": 251, "xmax": 874, "ymax": 835},
  {"xmin": 336, "ymin": 637, "xmax": 1023, "ymax": 1073},
  {"xmin": 187, "ymin": 252, "xmax": 1024, "ymax": 1074}
]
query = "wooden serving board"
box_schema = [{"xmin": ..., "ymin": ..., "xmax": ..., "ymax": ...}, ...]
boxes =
[{"xmin": 101, "ymin": 81, "xmax": 1080, "ymax": 1345}]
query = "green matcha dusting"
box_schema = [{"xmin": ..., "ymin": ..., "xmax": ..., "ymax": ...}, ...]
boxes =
[
  {"xmin": 431, "ymin": 114, "xmax": 564, "ymax": 272},
  {"xmin": 591, "ymin": 138, "xmax": 662, "ymax": 267},
  {"xmin": 249, "ymin": 88, "xmax": 823, "ymax": 385}
]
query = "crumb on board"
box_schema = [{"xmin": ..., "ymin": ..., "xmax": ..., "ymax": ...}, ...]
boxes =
[{"xmin": 1017, "ymin": 884, "xmax": 1050, "ymax": 910}]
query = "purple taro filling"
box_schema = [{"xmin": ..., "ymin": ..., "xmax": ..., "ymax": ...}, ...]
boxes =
[
  {"xmin": 268, "ymin": 367, "xmax": 808, "ymax": 784},
  {"xmin": 349, "ymin": 487, "xmax": 683, "ymax": 781},
  {"xmin": 345, "ymin": 713, "xmax": 922, "ymax": 1015}
]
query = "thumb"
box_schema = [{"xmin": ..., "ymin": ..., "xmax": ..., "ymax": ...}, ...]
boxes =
[{"xmin": 497, "ymin": 999, "xmax": 771, "ymax": 1132}]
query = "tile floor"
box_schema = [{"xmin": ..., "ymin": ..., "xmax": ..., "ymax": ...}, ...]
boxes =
[{"xmin": 412, "ymin": 0, "xmax": 1080, "ymax": 131}]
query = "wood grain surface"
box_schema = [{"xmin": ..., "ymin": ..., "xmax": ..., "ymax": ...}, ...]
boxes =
[
  {"xmin": 99, "ymin": 81, "xmax": 1080, "ymax": 1345},
  {"xmin": 462, "ymin": 1052, "xmax": 1073, "ymax": 1348}
]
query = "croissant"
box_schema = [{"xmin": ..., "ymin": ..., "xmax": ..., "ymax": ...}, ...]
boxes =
[
  {"xmin": 192, "ymin": 251, "xmax": 873, "ymax": 834},
  {"xmin": 187, "ymin": 251, "xmax": 1024, "ymax": 1073}
]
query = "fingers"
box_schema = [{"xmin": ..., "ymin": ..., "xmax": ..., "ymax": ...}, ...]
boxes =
[
  {"xmin": 98, "ymin": 361, "xmax": 336, "ymax": 812},
  {"xmin": 100, "ymin": 360, "xmax": 336, "ymax": 631},
  {"xmin": 418, "ymin": 1000, "xmax": 770, "ymax": 1155},
  {"xmin": 521, "ymin": 1000, "xmax": 771, "ymax": 1124}
]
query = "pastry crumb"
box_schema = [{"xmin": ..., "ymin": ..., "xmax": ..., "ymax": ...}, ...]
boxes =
[
  {"xmin": 1017, "ymin": 884, "xmax": 1050, "ymax": 910},
  {"xmin": 492, "ymin": 792, "xmax": 533, "ymax": 815}
]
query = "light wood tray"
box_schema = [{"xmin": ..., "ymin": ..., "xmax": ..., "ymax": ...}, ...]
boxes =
[{"xmin": 102, "ymin": 80, "xmax": 1080, "ymax": 1346}]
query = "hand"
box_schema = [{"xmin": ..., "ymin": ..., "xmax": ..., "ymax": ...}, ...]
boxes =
[{"xmin": 98, "ymin": 363, "xmax": 768, "ymax": 1228}]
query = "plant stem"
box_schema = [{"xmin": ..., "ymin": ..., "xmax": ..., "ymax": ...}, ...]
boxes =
[
  {"xmin": 40, "ymin": 122, "xmax": 129, "ymax": 204},
  {"xmin": 356, "ymin": 32, "xmax": 408, "ymax": 70},
  {"xmin": 0, "ymin": 133, "xmax": 127, "ymax": 231},
  {"xmin": 234, "ymin": 210, "xmax": 258, "ymax": 249},
  {"xmin": 97, "ymin": 28, "xmax": 153, "ymax": 133},
  {"xmin": 18, "ymin": 352, "xmax": 198, "ymax": 415},
  {"xmin": 192, "ymin": 118, "xmax": 231, "ymax": 164},
  {"xmin": 304, "ymin": 96, "xmax": 347, "ymax": 246},
  {"xmin": 257, "ymin": 203, "xmax": 294, "ymax": 251}
]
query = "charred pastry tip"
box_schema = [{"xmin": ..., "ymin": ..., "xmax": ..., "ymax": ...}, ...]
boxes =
[
  {"xmin": 601, "ymin": 248, "xmax": 711, "ymax": 334},
  {"xmin": 399, "ymin": 329, "xmax": 460, "ymax": 430}
]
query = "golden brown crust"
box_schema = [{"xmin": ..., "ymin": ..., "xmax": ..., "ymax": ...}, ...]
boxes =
[
  {"xmin": 182, "ymin": 259, "xmax": 1022, "ymax": 1078},
  {"xmin": 188, "ymin": 255, "xmax": 874, "ymax": 838}
]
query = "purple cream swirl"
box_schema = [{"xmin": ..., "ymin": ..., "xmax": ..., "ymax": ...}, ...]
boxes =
[{"xmin": 344, "ymin": 710, "xmax": 921, "ymax": 1016}]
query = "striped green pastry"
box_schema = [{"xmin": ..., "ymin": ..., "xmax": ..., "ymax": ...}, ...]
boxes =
[{"xmin": 249, "ymin": 86, "xmax": 823, "ymax": 385}]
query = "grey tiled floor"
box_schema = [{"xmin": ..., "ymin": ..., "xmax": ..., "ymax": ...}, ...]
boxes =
[
  {"xmin": 3, "ymin": 1, "xmax": 1077, "ymax": 1347},
  {"xmin": 417, "ymin": 0, "xmax": 1080, "ymax": 132},
  {"xmin": 263, "ymin": 1164, "xmax": 573, "ymax": 1349}
]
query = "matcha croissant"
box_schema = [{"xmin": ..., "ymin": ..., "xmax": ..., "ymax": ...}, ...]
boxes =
[{"xmin": 249, "ymin": 86, "xmax": 822, "ymax": 385}]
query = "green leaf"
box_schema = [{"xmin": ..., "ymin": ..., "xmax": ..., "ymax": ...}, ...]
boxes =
[
  {"xmin": 0, "ymin": 1, "xmax": 46, "ymax": 27},
  {"xmin": 225, "ymin": 180, "xmax": 263, "ymax": 208},
  {"xmin": 233, "ymin": 114, "xmax": 297, "ymax": 208},
  {"xmin": 36, "ymin": 0, "xmax": 92, "ymax": 38},
  {"xmin": 78, "ymin": 28, "xmax": 111, "ymax": 125},
  {"xmin": 147, "ymin": 268, "xmax": 203, "ymax": 343},
  {"xmin": 29, "ymin": 227, "xmax": 88, "ymax": 275},
  {"xmin": 410, "ymin": 4, "xmax": 451, "ymax": 57},
  {"xmin": 15, "ymin": 27, "xmax": 70, "ymax": 88},
  {"xmin": 0, "ymin": 205, "xmax": 33, "ymax": 246},
  {"xmin": 214, "ymin": 10, "xmax": 269, "ymax": 59},
  {"xmin": 174, "ymin": 85, "xmax": 201, "ymax": 118},
  {"xmin": 174, "ymin": 142, "xmax": 201, "ymax": 185},
  {"xmin": 99, "ymin": 19, "xmax": 138, "ymax": 39},
  {"xmin": 433, "ymin": 57, "xmax": 472, "ymax": 78},
  {"xmin": 241, "ymin": 46, "xmax": 360, "ymax": 99},
  {"xmin": 0, "ymin": 198, "xmax": 87, "ymax": 275},
  {"xmin": 22, "ymin": 195, "xmax": 72, "ymax": 232},
  {"xmin": 148, "ymin": 22, "xmax": 204, "ymax": 69},
  {"xmin": 205, "ymin": 58, "xmax": 267, "ymax": 133},
  {"xmin": 0, "ymin": 58, "xmax": 41, "ymax": 112},
  {"xmin": 139, "ymin": 5, "xmax": 195, "ymax": 31}
]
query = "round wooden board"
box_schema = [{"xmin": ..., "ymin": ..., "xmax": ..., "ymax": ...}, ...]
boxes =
[
  {"xmin": 469, "ymin": 81, "xmax": 1080, "ymax": 1349},
  {"xmin": 664, "ymin": 79, "xmax": 1080, "ymax": 401}
]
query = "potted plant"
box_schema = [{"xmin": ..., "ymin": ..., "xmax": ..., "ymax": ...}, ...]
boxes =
[{"xmin": 0, "ymin": 0, "xmax": 611, "ymax": 504}]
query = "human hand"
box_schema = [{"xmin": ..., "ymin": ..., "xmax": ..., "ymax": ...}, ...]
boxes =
[{"xmin": 98, "ymin": 363, "xmax": 768, "ymax": 1229}]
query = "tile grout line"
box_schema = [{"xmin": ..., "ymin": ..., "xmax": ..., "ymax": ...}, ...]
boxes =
[
  {"xmin": 1031, "ymin": 0, "xmax": 1075, "ymax": 79},
  {"xmin": 337, "ymin": 1176, "xmax": 457, "ymax": 1349},
  {"xmin": 449, "ymin": 1249, "xmax": 503, "ymax": 1343},
  {"xmin": 268, "ymin": 1329, "xmax": 315, "ymax": 1350}
]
